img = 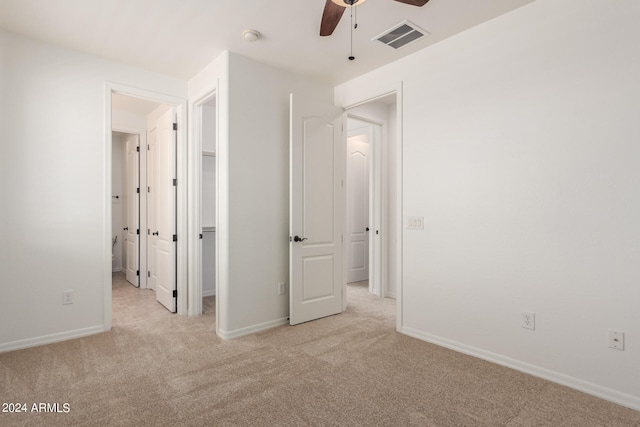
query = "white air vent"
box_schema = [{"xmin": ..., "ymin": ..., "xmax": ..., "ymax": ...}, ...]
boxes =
[{"xmin": 373, "ymin": 20, "xmax": 429, "ymax": 49}]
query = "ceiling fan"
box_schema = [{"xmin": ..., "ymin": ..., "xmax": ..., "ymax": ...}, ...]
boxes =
[{"xmin": 320, "ymin": 0, "xmax": 430, "ymax": 36}]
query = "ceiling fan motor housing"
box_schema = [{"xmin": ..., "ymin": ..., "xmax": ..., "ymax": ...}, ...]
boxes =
[{"xmin": 332, "ymin": 0, "xmax": 365, "ymax": 6}]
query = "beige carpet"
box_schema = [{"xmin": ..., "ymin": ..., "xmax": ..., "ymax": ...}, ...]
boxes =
[{"xmin": 0, "ymin": 273, "xmax": 638, "ymax": 426}]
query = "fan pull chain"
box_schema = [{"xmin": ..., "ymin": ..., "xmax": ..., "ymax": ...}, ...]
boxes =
[
  {"xmin": 348, "ymin": 5, "xmax": 355, "ymax": 60},
  {"xmin": 354, "ymin": 4, "xmax": 358, "ymax": 29}
]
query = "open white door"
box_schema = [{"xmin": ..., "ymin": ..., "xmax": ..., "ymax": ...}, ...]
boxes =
[
  {"xmin": 346, "ymin": 130, "xmax": 371, "ymax": 283},
  {"xmin": 125, "ymin": 135, "xmax": 139, "ymax": 286},
  {"xmin": 155, "ymin": 108, "xmax": 177, "ymax": 312},
  {"xmin": 289, "ymin": 94, "xmax": 345, "ymax": 325},
  {"xmin": 147, "ymin": 128, "xmax": 158, "ymax": 291}
]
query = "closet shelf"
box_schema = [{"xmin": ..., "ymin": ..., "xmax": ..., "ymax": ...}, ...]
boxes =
[
  {"xmin": 202, "ymin": 226, "xmax": 216, "ymax": 232},
  {"xmin": 202, "ymin": 150, "xmax": 216, "ymax": 157}
]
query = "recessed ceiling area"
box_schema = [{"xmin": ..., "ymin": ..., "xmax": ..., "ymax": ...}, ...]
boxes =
[{"xmin": 0, "ymin": 0, "xmax": 534, "ymax": 85}]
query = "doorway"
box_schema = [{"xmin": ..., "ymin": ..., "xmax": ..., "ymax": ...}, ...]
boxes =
[
  {"xmin": 288, "ymin": 92, "xmax": 400, "ymax": 327},
  {"xmin": 345, "ymin": 93, "xmax": 398, "ymax": 301},
  {"xmin": 188, "ymin": 91, "xmax": 218, "ymax": 321},
  {"xmin": 346, "ymin": 119, "xmax": 379, "ymax": 295},
  {"xmin": 109, "ymin": 89, "xmax": 181, "ymax": 318},
  {"xmin": 111, "ymin": 130, "xmax": 140, "ymax": 287}
]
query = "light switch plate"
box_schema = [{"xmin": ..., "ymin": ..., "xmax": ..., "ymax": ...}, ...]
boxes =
[{"xmin": 407, "ymin": 217, "xmax": 424, "ymax": 230}]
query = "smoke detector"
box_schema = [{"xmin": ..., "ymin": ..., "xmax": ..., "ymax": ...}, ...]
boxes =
[{"xmin": 243, "ymin": 29, "xmax": 261, "ymax": 42}]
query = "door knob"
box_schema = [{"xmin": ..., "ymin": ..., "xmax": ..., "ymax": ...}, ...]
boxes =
[
  {"xmin": 152, "ymin": 231, "xmax": 159, "ymax": 236},
  {"xmin": 123, "ymin": 227, "xmax": 128, "ymax": 231},
  {"xmin": 366, "ymin": 227, "xmax": 370, "ymax": 231},
  {"xmin": 293, "ymin": 235, "xmax": 308, "ymax": 242}
]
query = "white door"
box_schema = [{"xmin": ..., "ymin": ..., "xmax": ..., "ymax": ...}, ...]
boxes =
[
  {"xmin": 289, "ymin": 94, "xmax": 345, "ymax": 325},
  {"xmin": 346, "ymin": 130, "xmax": 370, "ymax": 283},
  {"xmin": 147, "ymin": 128, "xmax": 158, "ymax": 291},
  {"xmin": 125, "ymin": 135, "xmax": 139, "ymax": 286},
  {"xmin": 155, "ymin": 108, "xmax": 177, "ymax": 312}
]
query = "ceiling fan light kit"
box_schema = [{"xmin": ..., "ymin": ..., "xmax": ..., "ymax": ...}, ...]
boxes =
[{"xmin": 331, "ymin": 0, "xmax": 368, "ymax": 6}]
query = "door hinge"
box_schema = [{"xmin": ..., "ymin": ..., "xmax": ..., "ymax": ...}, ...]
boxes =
[
  {"xmin": 147, "ymin": 271, "xmax": 150, "ymax": 278},
  {"xmin": 147, "ymin": 144, "xmax": 150, "ymax": 150},
  {"xmin": 199, "ymin": 233, "xmax": 203, "ymax": 239},
  {"xmin": 172, "ymin": 178, "xmax": 177, "ymax": 186},
  {"xmin": 136, "ymin": 146, "xmax": 140, "ymax": 152},
  {"xmin": 147, "ymin": 229, "xmax": 150, "ymax": 235},
  {"xmin": 173, "ymin": 234, "xmax": 177, "ymax": 242},
  {"xmin": 173, "ymin": 123, "xmax": 178, "ymax": 131},
  {"xmin": 172, "ymin": 290, "xmax": 177, "ymax": 298},
  {"xmin": 136, "ymin": 270, "xmax": 139, "ymax": 276},
  {"xmin": 136, "ymin": 229, "xmax": 140, "ymax": 235},
  {"xmin": 136, "ymin": 187, "xmax": 140, "ymax": 194},
  {"xmin": 148, "ymin": 186, "xmax": 150, "ymax": 193}
]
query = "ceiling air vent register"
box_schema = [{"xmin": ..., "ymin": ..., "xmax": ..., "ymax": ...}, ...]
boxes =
[{"xmin": 373, "ymin": 20, "xmax": 429, "ymax": 49}]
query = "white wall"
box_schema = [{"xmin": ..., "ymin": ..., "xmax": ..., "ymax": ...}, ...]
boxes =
[
  {"xmin": 0, "ymin": 29, "xmax": 187, "ymax": 351},
  {"xmin": 201, "ymin": 229, "xmax": 216, "ymax": 297},
  {"xmin": 188, "ymin": 52, "xmax": 334, "ymax": 337},
  {"xmin": 336, "ymin": 0, "xmax": 640, "ymax": 409},
  {"xmin": 202, "ymin": 102, "xmax": 216, "ymax": 297},
  {"xmin": 201, "ymin": 103, "xmax": 216, "ymax": 153},
  {"xmin": 225, "ymin": 52, "xmax": 334, "ymax": 336},
  {"xmin": 111, "ymin": 133, "xmax": 124, "ymax": 272},
  {"xmin": 112, "ymin": 108, "xmax": 147, "ymax": 133},
  {"xmin": 188, "ymin": 51, "xmax": 227, "ymax": 319}
]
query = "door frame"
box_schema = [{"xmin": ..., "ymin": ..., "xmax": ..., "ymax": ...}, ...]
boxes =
[
  {"xmin": 189, "ymin": 89, "xmax": 218, "ymax": 321},
  {"xmin": 112, "ymin": 130, "xmax": 144, "ymax": 287},
  {"xmin": 104, "ymin": 82, "xmax": 188, "ymax": 331},
  {"xmin": 346, "ymin": 117, "xmax": 383, "ymax": 296},
  {"xmin": 342, "ymin": 86, "xmax": 403, "ymax": 332}
]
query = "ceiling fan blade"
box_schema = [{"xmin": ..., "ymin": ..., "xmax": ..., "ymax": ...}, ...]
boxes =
[
  {"xmin": 320, "ymin": 0, "xmax": 346, "ymax": 36},
  {"xmin": 393, "ymin": 0, "xmax": 430, "ymax": 6}
]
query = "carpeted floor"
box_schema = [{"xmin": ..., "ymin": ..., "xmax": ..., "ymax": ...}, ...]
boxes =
[{"xmin": 0, "ymin": 273, "xmax": 638, "ymax": 426}]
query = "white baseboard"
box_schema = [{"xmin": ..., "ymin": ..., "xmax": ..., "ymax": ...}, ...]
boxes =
[
  {"xmin": 202, "ymin": 289, "xmax": 216, "ymax": 297},
  {"xmin": 401, "ymin": 326, "xmax": 640, "ymax": 411},
  {"xmin": 0, "ymin": 325, "xmax": 105, "ymax": 354},
  {"xmin": 218, "ymin": 317, "xmax": 289, "ymax": 340}
]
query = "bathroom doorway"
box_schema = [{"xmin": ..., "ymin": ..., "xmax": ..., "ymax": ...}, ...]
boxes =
[
  {"xmin": 111, "ymin": 130, "xmax": 140, "ymax": 287},
  {"xmin": 110, "ymin": 92, "xmax": 179, "ymax": 312}
]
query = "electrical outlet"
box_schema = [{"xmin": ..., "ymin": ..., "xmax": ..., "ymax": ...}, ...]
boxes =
[
  {"xmin": 62, "ymin": 290, "xmax": 74, "ymax": 305},
  {"xmin": 278, "ymin": 282, "xmax": 286, "ymax": 296},
  {"xmin": 609, "ymin": 330, "xmax": 624, "ymax": 350},
  {"xmin": 521, "ymin": 312, "xmax": 535, "ymax": 330}
]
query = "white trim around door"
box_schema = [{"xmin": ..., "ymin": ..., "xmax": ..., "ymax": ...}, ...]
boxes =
[
  {"xmin": 104, "ymin": 82, "xmax": 188, "ymax": 331},
  {"xmin": 341, "ymin": 83, "xmax": 404, "ymax": 333}
]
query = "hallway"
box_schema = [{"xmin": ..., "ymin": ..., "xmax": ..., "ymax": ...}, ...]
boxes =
[{"xmin": 112, "ymin": 271, "xmax": 215, "ymax": 327}]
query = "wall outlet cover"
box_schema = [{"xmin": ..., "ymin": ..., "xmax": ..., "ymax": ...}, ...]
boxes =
[
  {"xmin": 609, "ymin": 330, "xmax": 624, "ymax": 350},
  {"xmin": 62, "ymin": 290, "xmax": 74, "ymax": 305},
  {"xmin": 522, "ymin": 312, "xmax": 535, "ymax": 330}
]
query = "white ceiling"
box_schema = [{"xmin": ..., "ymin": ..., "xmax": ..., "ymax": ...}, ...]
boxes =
[
  {"xmin": 0, "ymin": 0, "xmax": 534, "ymax": 85},
  {"xmin": 112, "ymin": 93, "xmax": 161, "ymax": 115}
]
